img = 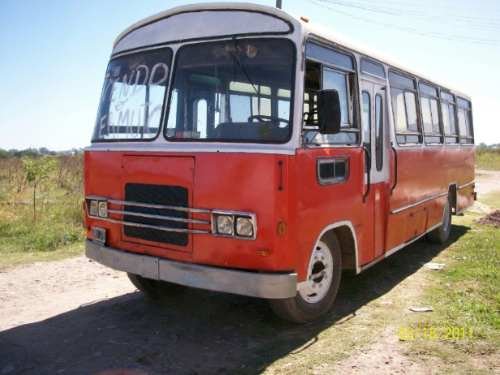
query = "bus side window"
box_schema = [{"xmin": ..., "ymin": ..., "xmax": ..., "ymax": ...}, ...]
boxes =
[
  {"xmin": 389, "ymin": 71, "xmax": 421, "ymax": 145},
  {"xmin": 419, "ymin": 83, "xmax": 442, "ymax": 144},
  {"xmin": 193, "ymin": 99, "xmax": 208, "ymax": 138},
  {"xmin": 229, "ymin": 94, "xmax": 251, "ymax": 122},
  {"xmin": 456, "ymin": 97, "xmax": 474, "ymax": 144},
  {"xmin": 466, "ymin": 110, "xmax": 474, "ymax": 143},
  {"xmin": 302, "ymin": 42, "xmax": 359, "ymax": 146},
  {"xmin": 303, "ymin": 60, "xmax": 321, "ymax": 126},
  {"xmin": 440, "ymin": 91, "xmax": 459, "ymax": 144},
  {"xmin": 166, "ymin": 89, "xmax": 179, "ymax": 132},
  {"xmin": 278, "ymin": 88, "xmax": 291, "ymax": 127}
]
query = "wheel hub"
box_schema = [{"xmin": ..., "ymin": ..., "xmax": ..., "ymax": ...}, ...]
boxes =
[{"xmin": 298, "ymin": 241, "xmax": 334, "ymax": 304}]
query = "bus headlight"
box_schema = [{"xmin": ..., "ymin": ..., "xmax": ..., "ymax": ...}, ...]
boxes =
[
  {"xmin": 87, "ymin": 199, "xmax": 108, "ymax": 218},
  {"xmin": 212, "ymin": 211, "xmax": 256, "ymax": 239},
  {"xmin": 236, "ymin": 216, "xmax": 254, "ymax": 238},
  {"xmin": 98, "ymin": 201, "xmax": 108, "ymax": 218},
  {"xmin": 215, "ymin": 214, "xmax": 234, "ymax": 235},
  {"xmin": 89, "ymin": 200, "xmax": 99, "ymax": 217}
]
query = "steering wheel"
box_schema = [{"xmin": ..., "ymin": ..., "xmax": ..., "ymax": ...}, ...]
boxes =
[{"xmin": 248, "ymin": 115, "xmax": 289, "ymax": 126}]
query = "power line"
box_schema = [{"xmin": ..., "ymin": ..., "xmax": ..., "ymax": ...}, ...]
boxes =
[
  {"xmin": 318, "ymin": 0, "xmax": 500, "ymax": 27},
  {"xmin": 310, "ymin": 0, "xmax": 500, "ymax": 45}
]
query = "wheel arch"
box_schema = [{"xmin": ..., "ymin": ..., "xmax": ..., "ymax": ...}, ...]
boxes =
[{"xmin": 308, "ymin": 221, "xmax": 360, "ymax": 276}]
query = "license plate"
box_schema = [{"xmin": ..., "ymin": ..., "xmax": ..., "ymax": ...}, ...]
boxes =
[{"xmin": 92, "ymin": 227, "xmax": 107, "ymax": 244}]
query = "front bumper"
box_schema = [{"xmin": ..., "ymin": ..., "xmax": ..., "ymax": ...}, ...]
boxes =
[{"xmin": 85, "ymin": 240, "xmax": 297, "ymax": 299}]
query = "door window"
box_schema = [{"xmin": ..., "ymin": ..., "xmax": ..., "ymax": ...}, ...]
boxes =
[
  {"xmin": 302, "ymin": 45, "xmax": 359, "ymax": 146},
  {"xmin": 361, "ymin": 91, "xmax": 371, "ymax": 175},
  {"xmin": 375, "ymin": 94, "xmax": 384, "ymax": 171},
  {"xmin": 323, "ymin": 68, "xmax": 351, "ymax": 127},
  {"xmin": 362, "ymin": 91, "xmax": 371, "ymax": 146}
]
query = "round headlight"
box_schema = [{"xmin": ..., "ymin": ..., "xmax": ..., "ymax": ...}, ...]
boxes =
[
  {"xmin": 216, "ymin": 215, "xmax": 234, "ymax": 235},
  {"xmin": 236, "ymin": 217, "xmax": 254, "ymax": 237}
]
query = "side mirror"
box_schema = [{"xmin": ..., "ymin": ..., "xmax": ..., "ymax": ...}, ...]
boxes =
[{"xmin": 318, "ymin": 89, "xmax": 341, "ymax": 134}]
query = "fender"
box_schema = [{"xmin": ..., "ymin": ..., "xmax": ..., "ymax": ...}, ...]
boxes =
[{"xmin": 298, "ymin": 220, "xmax": 360, "ymax": 293}]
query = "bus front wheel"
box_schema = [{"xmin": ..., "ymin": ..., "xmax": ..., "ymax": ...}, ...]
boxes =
[{"xmin": 269, "ymin": 235, "xmax": 342, "ymax": 323}]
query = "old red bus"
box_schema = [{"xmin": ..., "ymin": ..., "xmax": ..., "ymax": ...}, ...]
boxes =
[{"xmin": 85, "ymin": 3, "xmax": 476, "ymax": 322}]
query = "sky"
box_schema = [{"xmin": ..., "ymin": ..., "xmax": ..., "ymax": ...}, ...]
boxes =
[{"xmin": 0, "ymin": 0, "xmax": 499, "ymax": 150}]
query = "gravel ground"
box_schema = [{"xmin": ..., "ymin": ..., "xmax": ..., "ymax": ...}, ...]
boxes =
[{"xmin": 475, "ymin": 169, "xmax": 500, "ymax": 195}]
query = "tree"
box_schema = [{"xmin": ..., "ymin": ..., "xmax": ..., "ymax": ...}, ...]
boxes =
[
  {"xmin": 477, "ymin": 142, "xmax": 488, "ymax": 150},
  {"xmin": 22, "ymin": 157, "xmax": 56, "ymax": 221}
]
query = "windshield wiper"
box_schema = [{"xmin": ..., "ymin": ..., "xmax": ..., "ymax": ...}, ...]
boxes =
[{"xmin": 229, "ymin": 39, "xmax": 260, "ymax": 97}]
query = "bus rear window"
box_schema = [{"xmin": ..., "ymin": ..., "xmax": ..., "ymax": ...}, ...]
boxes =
[{"xmin": 93, "ymin": 48, "xmax": 172, "ymax": 141}]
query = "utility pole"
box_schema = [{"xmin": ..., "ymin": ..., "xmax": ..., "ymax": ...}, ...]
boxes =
[{"xmin": 276, "ymin": 0, "xmax": 282, "ymax": 9}]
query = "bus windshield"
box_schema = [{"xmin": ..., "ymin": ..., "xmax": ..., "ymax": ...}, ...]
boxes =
[
  {"xmin": 165, "ymin": 38, "xmax": 295, "ymax": 143},
  {"xmin": 93, "ymin": 48, "xmax": 172, "ymax": 141}
]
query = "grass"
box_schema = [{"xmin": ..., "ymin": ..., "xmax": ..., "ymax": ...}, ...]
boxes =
[
  {"xmin": 476, "ymin": 149, "xmax": 500, "ymax": 170},
  {"xmin": 0, "ymin": 155, "xmax": 84, "ymax": 269},
  {"xmin": 265, "ymin": 189, "xmax": 500, "ymax": 373},
  {"xmin": 480, "ymin": 191, "xmax": 500, "ymax": 209},
  {"xmin": 0, "ymin": 242, "xmax": 83, "ymax": 270},
  {"xmin": 0, "ymin": 197, "xmax": 83, "ymax": 253},
  {"xmin": 400, "ymin": 193, "xmax": 500, "ymax": 372}
]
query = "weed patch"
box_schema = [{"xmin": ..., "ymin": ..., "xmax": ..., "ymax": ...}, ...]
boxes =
[
  {"xmin": 0, "ymin": 154, "xmax": 84, "ymax": 264},
  {"xmin": 476, "ymin": 149, "xmax": 500, "ymax": 170}
]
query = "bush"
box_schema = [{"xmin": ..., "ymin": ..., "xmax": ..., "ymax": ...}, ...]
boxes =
[
  {"xmin": 0, "ymin": 153, "xmax": 84, "ymax": 254},
  {"xmin": 476, "ymin": 149, "xmax": 500, "ymax": 171}
]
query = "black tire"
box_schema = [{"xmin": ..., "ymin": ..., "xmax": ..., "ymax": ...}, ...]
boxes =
[
  {"xmin": 269, "ymin": 233, "xmax": 342, "ymax": 323},
  {"xmin": 127, "ymin": 273, "xmax": 184, "ymax": 300},
  {"xmin": 427, "ymin": 199, "xmax": 452, "ymax": 244}
]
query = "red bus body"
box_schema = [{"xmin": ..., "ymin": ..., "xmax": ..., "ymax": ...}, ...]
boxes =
[{"xmin": 84, "ymin": 3, "xmax": 475, "ymax": 317}]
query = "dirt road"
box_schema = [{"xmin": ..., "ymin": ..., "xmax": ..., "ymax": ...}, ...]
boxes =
[
  {"xmin": 0, "ymin": 246, "xmax": 444, "ymax": 375},
  {"xmin": 1, "ymin": 171, "xmax": 498, "ymax": 374},
  {"xmin": 475, "ymin": 169, "xmax": 500, "ymax": 195}
]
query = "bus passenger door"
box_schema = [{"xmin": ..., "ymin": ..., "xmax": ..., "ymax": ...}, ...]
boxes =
[{"xmin": 361, "ymin": 80, "xmax": 389, "ymax": 260}]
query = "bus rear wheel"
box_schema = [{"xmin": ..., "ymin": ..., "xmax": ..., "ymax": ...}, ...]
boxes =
[
  {"xmin": 127, "ymin": 273, "xmax": 184, "ymax": 300},
  {"xmin": 269, "ymin": 235, "xmax": 342, "ymax": 323},
  {"xmin": 427, "ymin": 199, "xmax": 452, "ymax": 244}
]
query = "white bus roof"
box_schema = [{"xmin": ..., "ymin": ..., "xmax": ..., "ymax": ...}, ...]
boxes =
[
  {"xmin": 302, "ymin": 22, "xmax": 470, "ymax": 99},
  {"xmin": 114, "ymin": 2, "xmax": 469, "ymax": 100},
  {"xmin": 113, "ymin": 2, "xmax": 300, "ymax": 49}
]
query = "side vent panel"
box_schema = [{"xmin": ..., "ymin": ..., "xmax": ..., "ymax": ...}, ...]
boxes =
[{"xmin": 317, "ymin": 158, "xmax": 349, "ymax": 185}]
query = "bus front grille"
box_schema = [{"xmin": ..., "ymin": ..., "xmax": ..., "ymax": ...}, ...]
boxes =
[{"xmin": 122, "ymin": 183, "xmax": 194, "ymax": 246}]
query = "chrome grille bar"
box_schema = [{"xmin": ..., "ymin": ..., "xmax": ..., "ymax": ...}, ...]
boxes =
[
  {"xmin": 107, "ymin": 198, "xmax": 212, "ymax": 214},
  {"xmin": 97, "ymin": 217, "xmax": 210, "ymax": 234},
  {"xmin": 108, "ymin": 209, "xmax": 210, "ymax": 225}
]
